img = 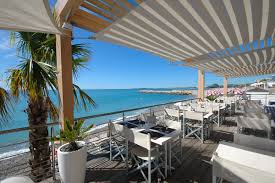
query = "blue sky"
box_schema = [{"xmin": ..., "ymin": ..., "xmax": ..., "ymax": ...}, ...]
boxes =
[{"xmin": 0, "ymin": 28, "xmax": 271, "ymax": 89}]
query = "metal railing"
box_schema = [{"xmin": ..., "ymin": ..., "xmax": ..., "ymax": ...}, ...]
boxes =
[{"xmin": 0, "ymin": 98, "xmax": 196, "ymax": 182}]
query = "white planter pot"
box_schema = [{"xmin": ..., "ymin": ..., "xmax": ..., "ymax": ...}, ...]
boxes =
[{"xmin": 57, "ymin": 141, "xmax": 87, "ymax": 183}]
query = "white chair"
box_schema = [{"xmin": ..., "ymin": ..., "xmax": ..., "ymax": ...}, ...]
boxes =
[
  {"xmin": 109, "ymin": 122, "xmax": 127, "ymax": 162},
  {"xmin": 163, "ymin": 119, "xmax": 182, "ymax": 166},
  {"xmin": 212, "ymin": 142, "xmax": 275, "ymax": 183},
  {"xmin": 165, "ymin": 108, "xmax": 181, "ymax": 122},
  {"xmin": 142, "ymin": 113, "xmax": 157, "ymax": 124},
  {"xmin": 183, "ymin": 111, "xmax": 207, "ymax": 143},
  {"xmin": 209, "ymin": 103, "xmax": 222, "ymax": 126},
  {"xmin": 127, "ymin": 129, "xmax": 164, "ymax": 183},
  {"xmin": 87, "ymin": 129, "xmax": 110, "ymax": 154}
]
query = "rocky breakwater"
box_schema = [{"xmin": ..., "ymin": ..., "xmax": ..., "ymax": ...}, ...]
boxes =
[{"xmin": 139, "ymin": 90, "xmax": 193, "ymax": 95}]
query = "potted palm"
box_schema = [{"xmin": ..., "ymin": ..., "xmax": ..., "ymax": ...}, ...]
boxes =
[{"xmin": 56, "ymin": 119, "xmax": 93, "ymax": 183}]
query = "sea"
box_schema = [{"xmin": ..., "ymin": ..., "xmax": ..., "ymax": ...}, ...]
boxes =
[{"xmin": 0, "ymin": 88, "xmax": 194, "ymax": 158}]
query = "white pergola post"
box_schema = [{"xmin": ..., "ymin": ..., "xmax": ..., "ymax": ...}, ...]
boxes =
[{"xmin": 198, "ymin": 69, "xmax": 205, "ymax": 100}]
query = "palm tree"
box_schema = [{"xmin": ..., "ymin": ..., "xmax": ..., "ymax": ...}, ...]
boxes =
[{"xmin": 4, "ymin": 32, "xmax": 95, "ymax": 181}]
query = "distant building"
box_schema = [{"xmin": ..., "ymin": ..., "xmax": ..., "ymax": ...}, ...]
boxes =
[
  {"xmin": 246, "ymin": 88, "xmax": 270, "ymax": 105},
  {"xmin": 250, "ymin": 75, "xmax": 275, "ymax": 88},
  {"xmin": 250, "ymin": 82, "xmax": 266, "ymax": 88}
]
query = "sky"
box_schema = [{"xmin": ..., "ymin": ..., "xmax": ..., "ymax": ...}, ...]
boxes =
[{"xmin": 0, "ymin": 28, "xmax": 272, "ymax": 89}]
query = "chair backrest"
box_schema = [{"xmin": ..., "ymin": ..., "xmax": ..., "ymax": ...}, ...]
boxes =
[
  {"xmin": 190, "ymin": 103, "xmax": 199, "ymax": 108},
  {"xmin": 109, "ymin": 122, "xmax": 151, "ymax": 150},
  {"xmin": 174, "ymin": 102, "xmax": 182, "ymax": 107},
  {"xmin": 194, "ymin": 106, "xmax": 209, "ymax": 113},
  {"xmin": 142, "ymin": 114, "xmax": 157, "ymax": 124},
  {"xmin": 234, "ymin": 133, "xmax": 275, "ymax": 152},
  {"xmin": 126, "ymin": 129, "xmax": 151, "ymax": 150},
  {"xmin": 165, "ymin": 108, "xmax": 180, "ymax": 120},
  {"xmin": 164, "ymin": 119, "xmax": 181, "ymax": 130},
  {"xmin": 109, "ymin": 122, "xmax": 123, "ymax": 134},
  {"xmin": 210, "ymin": 103, "xmax": 220, "ymax": 112},
  {"xmin": 183, "ymin": 111, "xmax": 203, "ymax": 121},
  {"xmin": 218, "ymin": 102, "xmax": 226, "ymax": 108}
]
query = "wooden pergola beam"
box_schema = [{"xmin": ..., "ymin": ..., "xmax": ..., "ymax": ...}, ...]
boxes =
[
  {"xmin": 117, "ymin": 0, "xmax": 134, "ymax": 10},
  {"xmin": 81, "ymin": 2, "xmax": 115, "ymax": 21},
  {"xmin": 86, "ymin": 0, "xmax": 124, "ymax": 17},
  {"xmin": 55, "ymin": 0, "xmax": 83, "ymax": 24},
  {"xmin": 70, "ymin": 9, "xmax": 111, "ymax": 32},
  {"xmin": 103, "ymin": 0, "xmax": 128, "ymax": 14},
  {"xmin": 134, "ymin": 0, "xmax": 143, "ymax": 4}
]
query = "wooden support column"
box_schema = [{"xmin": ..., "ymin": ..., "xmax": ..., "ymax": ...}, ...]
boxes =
[
  {"xmin": 223, "ymin": 77, "xmax": 228, "ymax": 96},
  {"xmin": 56, "ymin": 29, "xmax": 74, "ymax": 127},
  {"xmin": 198, "ymin": 69, "xmax": 205, "ymax": 100}
]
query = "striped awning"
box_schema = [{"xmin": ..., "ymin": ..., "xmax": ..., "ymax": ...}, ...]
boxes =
[
  {"xmin": 94, "ymin": 0, "xmax": 275, "ymax": 77},
  {"xmin": 192, "ymin": 46, "xmax": 275, "ymax": 77}
]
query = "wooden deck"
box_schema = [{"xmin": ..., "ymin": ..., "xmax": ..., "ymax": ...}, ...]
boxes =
[{"xmin": 43, "ymin": 116, "xmax": 237, "ymax": 183}]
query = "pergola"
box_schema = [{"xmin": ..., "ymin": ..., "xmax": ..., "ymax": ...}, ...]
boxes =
[
  {"xmin": 54, "ymin": 0, "xmax": 274, "ymax": 122},
  {"xmin": 1, "ymin": 0, "xmax": 274, "ymax": 124}
]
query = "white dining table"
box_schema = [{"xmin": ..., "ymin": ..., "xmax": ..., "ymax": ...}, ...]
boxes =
[{"xmin": 113, "ymin": 120, "xmax": 182, "ymax": 178}]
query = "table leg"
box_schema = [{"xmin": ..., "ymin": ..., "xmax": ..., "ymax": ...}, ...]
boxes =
[
  {"xmin": 169, "ymin": 142, "xmax": 172, "ymax": 175},
  {"xmin": 218, "ymin": 110, "xmax": 220, "ymax": 126},
  {"xmin": 165, "ymin": 143, "xmax": 167, "ymax": 178},
  {"xmin": 126, "ymin": 139, "xmax": 129, "ymax": 172}
]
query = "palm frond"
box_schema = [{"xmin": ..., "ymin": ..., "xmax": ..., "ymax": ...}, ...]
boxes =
[
  {"xmin": 46, "ymin": 97, "xmax": 58, "ymax": 120},
  {"xmin": 57, "ymin": 119, "xmax": 93, "ymax": 144},
  {"xmin": 8, "ymin": 59, "xmax": 58, "ymax": 101},
  {"xmin": 0, "ymin": 87, "xmax": 13, "ymax": 126},
  {"xmin": 72, "ymin": 57, "xmax": 89, "ymax": 78},
  {"xmin": 73, "ymin": 84, "xmax": 96, "ymax": 111}
]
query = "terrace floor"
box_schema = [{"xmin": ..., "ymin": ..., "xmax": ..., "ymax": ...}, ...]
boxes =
[{"xmin": 43, "ymin": 116, "xmax": 238, "ymax": 183}]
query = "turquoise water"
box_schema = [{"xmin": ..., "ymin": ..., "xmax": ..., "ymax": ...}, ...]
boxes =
[{"xmin": 0, "ymin": 88, "xmax": 193, "ymax": 156}]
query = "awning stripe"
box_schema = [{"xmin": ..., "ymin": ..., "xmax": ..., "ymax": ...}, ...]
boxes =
[
  {"xmin": 122, "ymin": 18, "xmax": 189, "ymax": 57},
  {"xmin": 103, "ymin": 34, "xmax": 178, "ymax": 61},
  {"xmin": 244, "ymin": 0, "xmax": 253, "ymax": 43},
  {"xmin": 157, "ymin": 0, "xmax": 216, "ymax": 51},
  {"xmin": 178, "ymin": 0, "xmax": 224, "ymax": 49},
  {"xmin": 260, "ymin": 0, "xmax": 269, "ymax": 40},
  {"xmin": 114, "ymin": 24, "xmax": 185, "ymax": 58},
  {"xmin": 224, "ymin": 0, "xmax": 243, "ymax": 44},
  {"xmin": 108, "ymin": 28, "xmax": 185, "ymax": 60},
  {"xmin": 202, "ymin": 0, "xmax": 233, "ymax": 47},
  {"xmin": 132, "ymin": 11, "xmax": 197, "ymax": 56},
  {"xmin": 142, "ymin": 3, "xmax": 207, "ymax": 54}
]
